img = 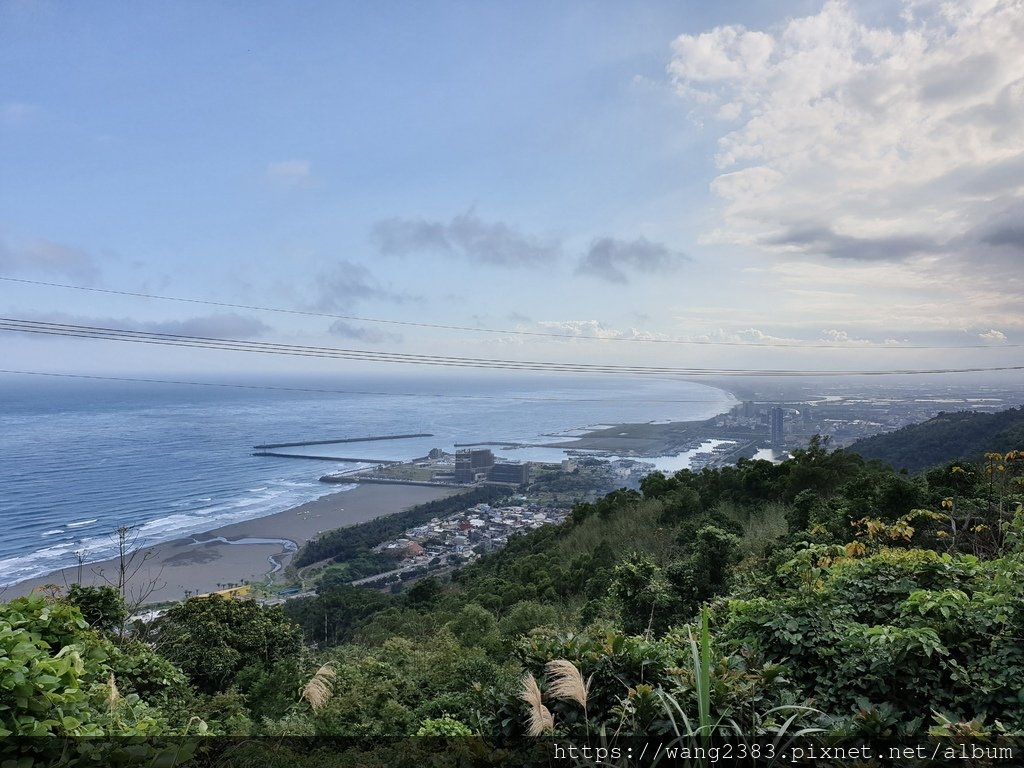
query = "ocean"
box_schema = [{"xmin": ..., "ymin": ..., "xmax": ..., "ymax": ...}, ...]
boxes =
[{"xmin": 0, "ymin": 373, "xmax": 735, "ymax": 587}]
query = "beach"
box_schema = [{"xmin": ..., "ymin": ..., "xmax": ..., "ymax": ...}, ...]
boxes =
[{"xmin": 3, "ymin": 483, "xmax": 459, "ymax": 605}]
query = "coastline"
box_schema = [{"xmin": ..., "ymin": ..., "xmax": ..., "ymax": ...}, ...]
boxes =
[
  {"xmin": 3, "ymin": 483, "xmax": 459, "ymax": 605},
  {"xmin": 1, "ymin": 381, "xmax": 737, "ymax": 606}
]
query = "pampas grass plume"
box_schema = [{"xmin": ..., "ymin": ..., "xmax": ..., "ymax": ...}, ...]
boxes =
[
  {"xmin": 301, "ymin": 663, "xmax": 337, "ymax": 714},
  {"xmin": 519, "ymin": 673, "xmax": 554, "ymax": 737},
  {"xmin": 106, "ymin": 672, "xmax": 120, "ymax": 713},
  {"xmin": 544, "ymin": 659, "xmax": 590, "ymax": 709}
]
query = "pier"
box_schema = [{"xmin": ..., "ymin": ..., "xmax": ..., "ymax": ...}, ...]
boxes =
[{"xmin": 253, "ymin": 433, "xmax": 432, "ymax": 450}]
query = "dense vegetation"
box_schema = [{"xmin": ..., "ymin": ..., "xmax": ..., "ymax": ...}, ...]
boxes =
[
  {"xmin": 849, "ymin": 407, "xmax": 1024, "ymax": 473},
  {"xmin": 4, "ymin": 435, "xmax": 1024, "ymax": 765}
]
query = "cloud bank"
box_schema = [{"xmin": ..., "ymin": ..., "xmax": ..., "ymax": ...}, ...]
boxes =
[{"xmin": 669, "ymin": 0, "xmax": 1024, "ymax": 263}]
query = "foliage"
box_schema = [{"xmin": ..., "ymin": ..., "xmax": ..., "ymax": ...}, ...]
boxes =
[
  {"xmin": 293, "ymin": 631, "xmax": 516, "ymax": 748},
  {"xmin": 0, "ymin": 594, "xmax": 179, "ymax": 755},
  {"xmin": 284, "ymin": 583, "xmax": 391, "ymax": 645},
  {"xmin": 849, "ymin": 407, "xmax": 1024, "ymax": 473},
  {"xmin": 416, "ymin": 713, "xmax": 474, "ymax": 737},
  {"xmin": 6, "ymin": 433, "xmax": 1024, "ymax": 759},
  {"xmin": 152, "ymin": 595, "xmax": 302, "ymax": 694},
  {"xmin": 0, "ymin": 595, "xmax": 103, "ymax": 738},
  {"xmin": 718, "ymin": 546, "xmax": 1024, "ymax": 736},
  {"xmin": 63, "ymin": 584, "xmax": 129, "ymax": 634},
  {"xmin": 609, "ymin": 553, "xmax": 676, "ymax": 636}
]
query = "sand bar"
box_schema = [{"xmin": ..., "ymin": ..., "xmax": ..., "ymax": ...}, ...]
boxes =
[{"xmin": 4, "ymin": 483, "xmax": 460, "ymax": 605}]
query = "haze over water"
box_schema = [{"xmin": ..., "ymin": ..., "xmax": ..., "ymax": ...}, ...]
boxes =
[{"xmin": 0, "ymin": 374, "xmax": 734, "ymax": 586}]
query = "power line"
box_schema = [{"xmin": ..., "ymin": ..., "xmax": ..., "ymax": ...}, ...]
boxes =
[
  {"xmin": 0, "ymin": 369, "xmax": 730, "ymax": 402},
  {"xmin": 0, "ymin": 275, "xmax": 1014, "ymax": 350},
  {"xmin": 3, "ymin": 316, "xmax": 1023, "ymax": 377}
]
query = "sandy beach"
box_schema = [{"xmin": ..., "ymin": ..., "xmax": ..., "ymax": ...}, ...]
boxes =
[{"xmin": 4, "ymin": 483, "xmax": 459, "ymax": 605}]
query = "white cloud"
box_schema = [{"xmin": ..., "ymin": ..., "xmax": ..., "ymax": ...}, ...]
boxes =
[
  {"xmin": 686, "ymin": 327, "xmax": 816, "ymax": 346},
  {"xmin": 535, "ymin": 319, "xmax": 670, "ymax": 341},
  {"xmin": 819, "ymin": 329, "xmax": 871, "ymax": 344},
  {"xmin": 266, "ymin": 160, "xmax": 311, "ymax": 186},
  {"xmin": 1, "ymin": 102, "xmax": 37, "ymax": 126},
  {"xmin": 670, "ymin": 0, "xmax": 1024, "ymax": 259},
  {"xmin": 146, "ymin": 314, "xmax": 271, "ymax": 338},
  {"xmin": 978, "ymin": 328, "xmax": 1007, "ymax": 342}
]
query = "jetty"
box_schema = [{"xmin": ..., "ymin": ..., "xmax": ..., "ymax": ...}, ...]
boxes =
[
  {"xmin": 253, "ymin": 433, "xmax": 432, "ymax": 450},
  {"xmin": 252, "ymin": 451, "xmax": 402, "ymax": 463},
  {"xmin": 320, "ymin": 475, "xmax": 453, "ymax": 487},
  {"xmin": 453, "ymin": 440, "xmax": 538, "ymax": 448}
]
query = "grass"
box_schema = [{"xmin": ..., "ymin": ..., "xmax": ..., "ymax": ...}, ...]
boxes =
[
  {"xmin": 552, "ymin": 500, "xmax": 678, "ymax": 565},
  {"xmin": 720, "ymin": 501, "xmax": 790, "ymax": 558},
  {"xmin": 658, "ymin": 605, "xmax": 825, "ymax": 767}
]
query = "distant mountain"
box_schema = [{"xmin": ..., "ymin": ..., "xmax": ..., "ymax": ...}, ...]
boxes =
[{"xmin": 848, "ymin": 407, "xmax": 1024, "ymax": 472}]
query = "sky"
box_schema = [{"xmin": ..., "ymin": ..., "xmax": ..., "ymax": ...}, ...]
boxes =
[{"xmin": 1, "ymin": 0, "xmax": 1022, "ymax": 381}]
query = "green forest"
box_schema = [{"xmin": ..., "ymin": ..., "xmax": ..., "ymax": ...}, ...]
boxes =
[
  {"xmin": 849, "ymin": 407, "xmax": 1024, "ymax": 473},
  {"xmin": 4, "ymin": 434, "xmax": 1024, "ymax": 766}
]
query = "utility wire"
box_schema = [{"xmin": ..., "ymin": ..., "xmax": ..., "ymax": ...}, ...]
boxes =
[
  {"xmin": 3, "ymin": 317, "xmax": 1023, "ymax": 377},
  {"xmin": 0, "ymin": 276, "xmax": 1014, "ymax": 350}
]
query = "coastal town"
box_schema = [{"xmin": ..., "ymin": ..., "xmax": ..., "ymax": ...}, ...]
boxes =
[{"xmin": 357, "ymin": 499, "xmax": 569, "ymax": 588}]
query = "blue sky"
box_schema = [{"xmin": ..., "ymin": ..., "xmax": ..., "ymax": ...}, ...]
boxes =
[{"xmin": 2, "ymin": 0, "xmax": 1022, "ymax": 379}]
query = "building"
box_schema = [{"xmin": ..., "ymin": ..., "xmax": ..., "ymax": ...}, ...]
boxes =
[
  {"xmin": 196, "ymin": 584, "xmax": 252, "ymax": 600},
  {"xmin": 487, "ymin": 461, "xmax": 530, "ymax": 485},
  {"xmin": 455, "ymin": 449, "xmax": 494, "ymax": 483},
  {"xmin": 770, "ymin": 407, "xmax": 785, "ymax": 447}
]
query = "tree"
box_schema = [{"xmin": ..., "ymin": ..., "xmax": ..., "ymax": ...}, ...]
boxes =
[
  {"xmin": 63, "ymin": 584, "xmax": 128, "ymax": 634},
  {"xmin": 405, "ymin": 576, "xmax": 443, "ymax": 607},
  {"xmin": 658, "ymin": 487, "xmax": 702, "ymax": 525},
  {"xmin": 608, "ymin": 553, "xmax": 676, "ymax": 636},
  {"xmin": 283, "ymin": 583, "xmax": 390, "ymax": 645},
  {"xmin": 640, "ymin": 471, "xmax": 677, "ymax": 500},
  {"xmin": 153, "ymin": 595, "xmax": 302, "ymax": 694},
  {"xmin": 94, "ymin": 525, "xmax": 164, "ymax": 621},
  {"xmin": 678, "ymin": 525, "xmax": 740, "ymax": 611}
]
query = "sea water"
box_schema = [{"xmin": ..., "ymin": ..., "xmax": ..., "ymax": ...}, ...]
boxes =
[{"xmin": 0, "ymin": 373, "xmax": 735, "ymax": 586}]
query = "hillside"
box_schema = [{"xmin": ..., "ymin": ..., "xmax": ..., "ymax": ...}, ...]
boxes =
[
  {"xmin": 5, "ymin": 440, "xmax": 1024, "ymax": 765},
  {"xmin": 849, "ymin": 407, "xmax": 1024, "ymax": 472}
]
